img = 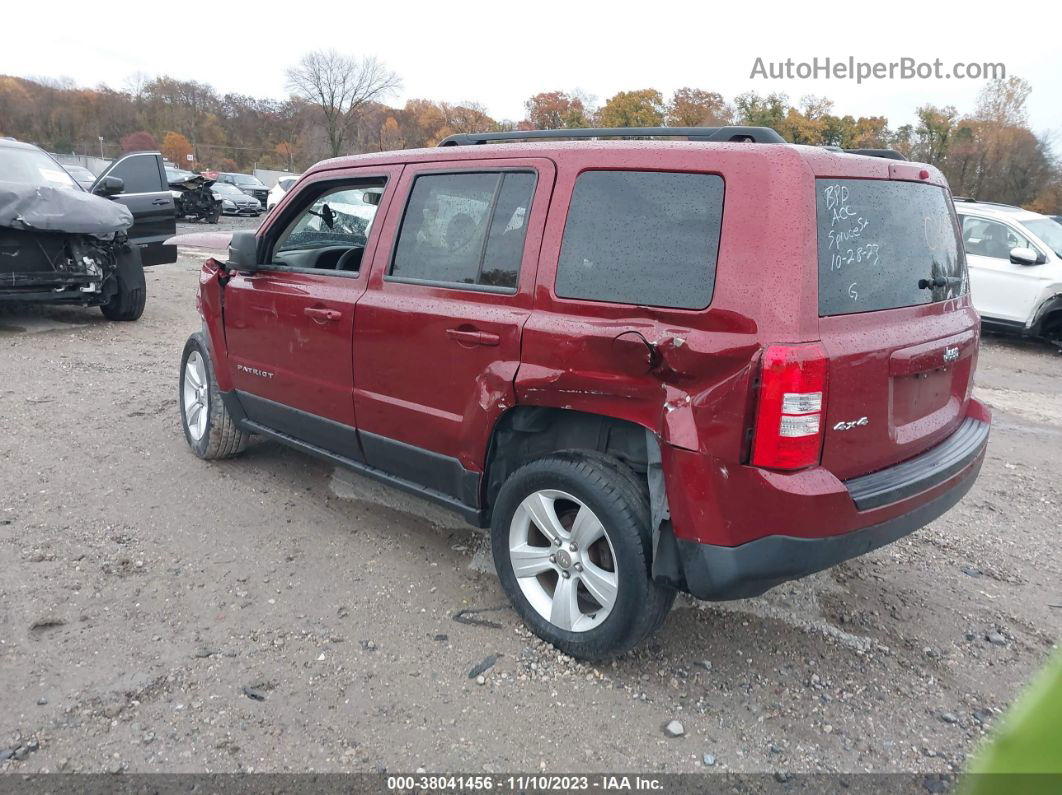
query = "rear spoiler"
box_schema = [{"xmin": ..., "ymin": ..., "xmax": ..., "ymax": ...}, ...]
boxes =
[{"xmin": 822, "ymin": 146, "xmax": 907, "ymax": 161}]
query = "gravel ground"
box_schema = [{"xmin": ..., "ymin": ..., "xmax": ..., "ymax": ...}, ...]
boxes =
[{"xmin": 0, "ymin": 229, "xmax": 1059, "ymax": 774}]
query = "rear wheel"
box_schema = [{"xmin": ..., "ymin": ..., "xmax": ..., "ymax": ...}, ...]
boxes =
[
  {"xmin": 491, "ymin": 454, "xmax": 675, "ymax": 660},
  {"xmin": 180, "ymin": 332, "xmax": 249, "ymax": 459}
]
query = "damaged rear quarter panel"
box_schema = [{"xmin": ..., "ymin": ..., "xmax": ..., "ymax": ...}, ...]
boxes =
[{"xmin": 515, "ymin": 146, "xmax": 821, "ymax": 544}]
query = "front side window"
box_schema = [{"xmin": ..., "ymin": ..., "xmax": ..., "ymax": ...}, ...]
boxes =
[
  {"xmin": 961, "ymin": 216, "xmax": 1033, "ymax": 259},
  {"xmin": 275, "ymin": 182, "xmax": 385, "ymax": 263},
  {"xmin": 555, "ymin": 170, "xmax": 724, "ymax": 310},
  {"xmin": 108, "ymin": 155, "xmax": 162, "ymax": 194},
  {"xmin": 391, "ymin": 171, "xmax": 536, "ymax": 289}
]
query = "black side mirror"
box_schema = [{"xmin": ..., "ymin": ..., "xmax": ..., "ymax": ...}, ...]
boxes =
[
  {"xmin": 227, "ymin": 230, "xmax": 259, "ymax": 271},
  {"xmin": 93, "ymin": 175, "xmax": 124, "ymax": 196},
  {"xmin": 1009, "ymin": 246, "xmax": 1044, "ymax": 266}
]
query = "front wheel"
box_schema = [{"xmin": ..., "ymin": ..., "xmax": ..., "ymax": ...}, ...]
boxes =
[
  {"xmin": 491, "ymin": 454, "xmax": 675, "ymax": 660},
  {"xmin": 100, "ymin": 247, "xmax": 146, "ymax": 321},
  {"xmin": 180, "ymin": 332, "xmax": 249, "ymax": 459}
]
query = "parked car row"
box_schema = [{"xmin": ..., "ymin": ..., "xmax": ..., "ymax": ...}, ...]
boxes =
[{"xmin": 212, "ymin": 171, "xmax": 271, "ymax": 206}]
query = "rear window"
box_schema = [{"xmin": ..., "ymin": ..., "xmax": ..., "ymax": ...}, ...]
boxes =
[
  {"xmin": 555, "ymin": 170, "xmax": 724, "ymax": 310},
  {"xmin": 817, "ymin": 179, "xmax": 966, "ymax": 316}
]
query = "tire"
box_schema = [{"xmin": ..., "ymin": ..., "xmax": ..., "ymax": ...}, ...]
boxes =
[
  {"xmin": 206, "ymin": 204, "xmax": 221, "ymax": 224},
  {"xmin": 491, "ymin": 453, "xmax": 676, "ymax": 660},
  {"xmin": 100, "ymin": 247, "xmax": 146, "ymax": 321},
  {"xmin": 179, "ymin": 332, "xmax": 249, "ymax": 460}
]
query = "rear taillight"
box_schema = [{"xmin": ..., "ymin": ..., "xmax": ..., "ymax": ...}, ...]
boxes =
[{"xmin": 751, "ymin": 343, "xmax": 829, "ymax": 470}]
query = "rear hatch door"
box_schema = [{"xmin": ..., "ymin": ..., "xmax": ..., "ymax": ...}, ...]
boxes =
[{"xmin": 815, "ymin": 175, "xmax": 978, "ymax": 481}]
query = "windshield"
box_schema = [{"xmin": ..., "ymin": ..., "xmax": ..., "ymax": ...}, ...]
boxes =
[
  {"xmin": 277, "ymin": 185, "xmax": 382, "ymax": 252},
  {"xmin": 278, "ymin": 177, "xmax": 297, "ymax": 190},
  {"xmin": 234, "ymin": 175, "xmax": 264, "ymax": 187},
  {"xmin": 1023, "ymin": 218, "xmax": 1062, "ymax": 258},
  {"xmin": 213, "ymin": 183, "xmax": 247, "ymax": 196},
  {"xmin": 0, "ymin": 147, "xmax": 79, "ymax": 190}
]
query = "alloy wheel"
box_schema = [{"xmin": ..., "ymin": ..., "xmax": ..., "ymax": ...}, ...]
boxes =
[
  {"xmin": 182, "ymin": 351, "xmax": 209, "ymax": 441},
  {"xmin": 508, "ymin": 489, "xmax": 619, "ymax": 632}
]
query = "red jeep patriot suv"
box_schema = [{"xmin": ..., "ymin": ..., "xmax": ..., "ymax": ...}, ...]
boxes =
[{"xmin": 179, "ymin": 126, "xmax": 990, "ymax": 660}]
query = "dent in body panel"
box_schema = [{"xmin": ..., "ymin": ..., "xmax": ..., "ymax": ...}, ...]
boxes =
[
  {"xmin": 197, "ymin": 259, "xmax": 234, "ymax": 392},
  {"xmin": 460, "ymin": 358, "xmax": 520, "ymax": 473}
]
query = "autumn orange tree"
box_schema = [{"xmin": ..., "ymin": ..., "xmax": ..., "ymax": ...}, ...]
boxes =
[
  {"xmin": 525, "ymin": 91, "xmax": 592, "ymax": 129},
  {"xmin": 665, "ymin": 88, "xmax": 732, "ymax": 127},
  {"xmin": 160, "ymin": 131, "xmax": 192, "ymax": 165}
]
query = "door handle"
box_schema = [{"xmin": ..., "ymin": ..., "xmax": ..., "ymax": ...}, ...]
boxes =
[
  {"xmin": 446, "ymin": 328, "xmax": 500, "ymax": 346},
  {"xmin": 152, "ymin": 198, "xmax": 170, "ymax": 205},
  {"xmin": 304, "ymin": 306, "xmax": 342, "ymax": 322}
]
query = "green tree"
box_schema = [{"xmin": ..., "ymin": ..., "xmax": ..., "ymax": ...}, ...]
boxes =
[
  {"xmin": 597, "ymin": 89, "xmax": 665, "ymax": 128},
  {"xmin": 733, "ymin": 91, "xmax": 788, "ymax": 131}
]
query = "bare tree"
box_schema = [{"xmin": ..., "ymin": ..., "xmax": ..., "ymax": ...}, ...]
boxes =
[{"xmin": 285, "ymin": 50, "xmax": 400, "ymax": 157}]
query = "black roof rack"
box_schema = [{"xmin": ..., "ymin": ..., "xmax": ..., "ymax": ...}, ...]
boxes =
[
  {"xmin": 437, "ymin": 126, "xmax": 787, "ymax": 147},
  {"xmin": 952, "ymin": 196, "xmax": 1022, "ymax": 209}
]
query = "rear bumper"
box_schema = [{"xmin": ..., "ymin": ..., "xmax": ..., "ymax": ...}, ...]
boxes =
[{"xmin": 658, "ymin": 404, "xmax": 990, "ymax": 600}]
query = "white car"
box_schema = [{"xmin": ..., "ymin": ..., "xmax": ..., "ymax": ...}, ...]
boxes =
[
  {"xmin": 267, "ymin": 175, "xmax": 299, "ymax": 210},
  {"xmin": 955, "ymin": 199, "xmax": 1062, "ymax": 347}
]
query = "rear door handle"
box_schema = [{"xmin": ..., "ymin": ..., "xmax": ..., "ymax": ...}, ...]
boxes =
[
  {"xmin": 304, "ymin": 307, "xmax": 342, "ymax": 322},
  {"xmin": 446, "ymin": 328, "xmax": 500, "ymax": 346}
]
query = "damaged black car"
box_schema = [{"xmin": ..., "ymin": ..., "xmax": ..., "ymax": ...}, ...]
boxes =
[
  {"xmin": 0, "ymin": 139, "xmax": 177, "ymax": 320},
  {"xmin": 166, "ymin": 167, "xmax": 222, "ymax": 223}
]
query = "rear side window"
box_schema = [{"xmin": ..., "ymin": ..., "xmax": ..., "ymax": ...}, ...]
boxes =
[
  {"xmin": 817, "ymin": 179, "xmax": 966, "ymax": 316},
  {"xmin": 391, "ymin": 171, "xmax": 536, "ymax": 290},
  {"xmin": 108, "ymin": 154, "xmax": 163, "ymax": 194},
  {"xmin": 555, "ymin": 171, "xmax": 724, "ymax": 310}
]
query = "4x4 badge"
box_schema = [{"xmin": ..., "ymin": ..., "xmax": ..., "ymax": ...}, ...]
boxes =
[
  {"xmin": 833, "ymin": 417, "xmax": 869, "ymax": 431},
  {"xmin": 943, "ymin": 346, "xmax": 960, "ymax": 363}
]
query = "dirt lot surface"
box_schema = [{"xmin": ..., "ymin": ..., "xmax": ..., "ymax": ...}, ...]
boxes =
[{"xmin": 1, "ymin": 221, "xmax": 1059, "ymax": 774}]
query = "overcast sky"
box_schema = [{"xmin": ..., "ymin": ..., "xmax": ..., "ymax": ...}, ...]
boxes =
[{"xmin": 5, "ymin": 1, "xmax": 1060, "ymax": 137}]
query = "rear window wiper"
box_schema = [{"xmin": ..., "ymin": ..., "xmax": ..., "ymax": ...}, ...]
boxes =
[{"xmin": 918, "ymin": 276, "xmax": 963, "ymax": 290}]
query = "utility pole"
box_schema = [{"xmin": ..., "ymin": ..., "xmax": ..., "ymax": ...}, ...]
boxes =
[{"xmin": 98, "ymin": 136, "xmax": 104, "ymax": 159}]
